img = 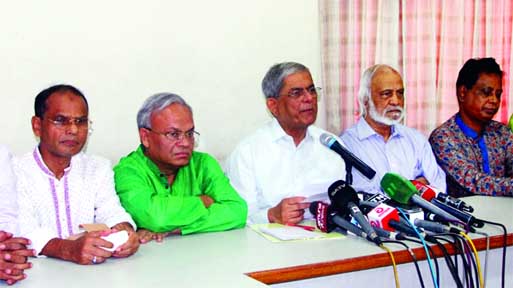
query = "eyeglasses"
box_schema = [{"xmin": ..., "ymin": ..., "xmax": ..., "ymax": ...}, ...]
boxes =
[
  {"xmin": 280, "ymin": 86, "xmax": 322, "ymax": 99},
  {"xmin": 46, "ymin": 116, "xmax": 92, "ymax": 129},
  {"xmin": 146, "ymin": 128, "xmax": 200, "ymax": 142}
]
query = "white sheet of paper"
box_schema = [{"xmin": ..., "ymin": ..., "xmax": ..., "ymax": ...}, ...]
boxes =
[
  {"xmin": 297, "ymin": 182, "xmax": 332, "ymax": 200},
  {"xmin": 297, "ymin": 182, "xmax": 332, "ymax": 219},
  {"xmin": 258, "ymin": 226, "xmax": 322, "ymax": 241}
]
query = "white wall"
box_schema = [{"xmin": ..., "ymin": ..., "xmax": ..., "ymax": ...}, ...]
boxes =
[{"xmin": 0, "ymin": 0, "xmax": 324, "ymax": 162}]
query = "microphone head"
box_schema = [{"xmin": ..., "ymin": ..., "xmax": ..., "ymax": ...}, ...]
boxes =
[
  {"xmin": 328, "ymin": 180, "xmax": 360, "ymax": 215},
  {"xmin": 309, "ymin": 201, "xmax": 333, "ymax": 232},
  {"xmin": 319, "ymin": 133, "xmax": 336, "ymax": 148},
  {"xmin": 380, "ymin": 173, "xmax": 418, "ymax": 205},
  {"xmin": 309, "ymin": 201, "xmax": 323, "ymax": 215},
  {"xmin": 411, "ymin": 180, "xmax": 438, "ymax": 201}
]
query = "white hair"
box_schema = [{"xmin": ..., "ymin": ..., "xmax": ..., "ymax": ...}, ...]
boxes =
[{"xmin": 358, "ymin": 64, "xmax": 401, "ymax": 117}]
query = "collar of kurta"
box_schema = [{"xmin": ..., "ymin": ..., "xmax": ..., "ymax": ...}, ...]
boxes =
[
  {"xmin": 356, "ymin": 117, "xmax": 403, "ymax": 141},
  {"xmin": 136, "ymin": 145, "xmax": 168, "ymax": 178},
  {"xmin": 33, "ymin": 145, "xmax": 73, "ymax": 178}
]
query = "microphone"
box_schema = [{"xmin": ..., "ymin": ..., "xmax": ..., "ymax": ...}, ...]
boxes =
[
  {"xmin": 364, "ymin": 193, "xmax": 391, "ymax": 205},
  {"xmin": 413, "ymin": 219, "xmax": 462, "ymax": 234},
  {"xmin": 309, "ymin": 201, "xmax": 334, "ymax": 233},
  {"xmin": 359, "ymin": 193, "xmax": 391, "ymax": 214},
  {"xmin": 310, "ymin": 201, "xmax": 366, "ymax": 237},
  {"xmin": 411, "ymin": 180, "xmax": 438, "ymax": 201},
  {"xmin": 388, "ymin": 218, "xmax": 418, "ymax": 237},
  {"xmin": 430, "ymin": 199, "xmax": 484, "ymax": 228},
  {"xmin": 380, "ymin": 173, "xmax": 461, "ymax": 223},
  {"xmin": 425, "ymin": 211, "xmax": 449, "ymax": 224},
  {"xmin": 366, "ymin": 203, "xmax": 400, "ymax": 232},
  {"xmin": 436, "ymin": 193, "xmax": 474, "ymax": 213},
  {"xmin": 328, "ymin": 180, "xmax": 382, "ymax": 245},
  {"xmin": 320, "ymin": 133, "xmax": 376, "ymax": 180}
]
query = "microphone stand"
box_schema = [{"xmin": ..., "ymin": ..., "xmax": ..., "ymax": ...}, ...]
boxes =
[{"xmin": 345, "ymin": 161, "xmax": 353, "ymax": 185}]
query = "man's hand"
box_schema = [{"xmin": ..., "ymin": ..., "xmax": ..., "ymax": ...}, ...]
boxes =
[
  {"xmin": 110, "ymin": 223, "xmax": 139, "ymax": 258},
  {"xmin": 414, "ymin": 176, "xmax": 429, "ymax": 185},
  {"xmin": 41, "ymin": 231, "xmax": 113, "ymax": 265},
  {"xmin": 0, "ymin": 231, "xmax": 35, "ymax": 285},
  {"xmin": 136, "ymin": 229, "xmax": 173, "ymax": 244},
  {"xmin": 199, "ymin": 195, "xmax": 214, "ymax": 208},
  {"xmin": 267, "ymin": 196, "xmax": 310, "ymax": 225}
]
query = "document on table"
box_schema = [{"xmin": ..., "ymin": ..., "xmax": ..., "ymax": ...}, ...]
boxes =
[{"xmin": 250, "ymin": 223, "xmax": 344, "ymax": 242}]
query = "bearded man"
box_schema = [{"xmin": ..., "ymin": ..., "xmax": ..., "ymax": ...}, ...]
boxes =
[{"xmin": 340, "ymin": 64, "xmax": 446, "ymax": 194}]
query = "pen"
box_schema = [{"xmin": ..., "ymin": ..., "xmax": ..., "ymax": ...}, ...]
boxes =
[{"xmin": 286, "ymin": 223, "xmax": 316, "ymax": 231}]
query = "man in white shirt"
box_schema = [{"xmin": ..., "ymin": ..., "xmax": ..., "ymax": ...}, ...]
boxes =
[
  {"xmin": 0, "ymin": 145, "xmax": 19, "ymax": 234},
  {"xmin": 15, "ymin": 85, "xmax": 139, "ymax": 265},
  {"xmin": 0, "ymin": 145, "xmax": 34, "ymax": 285},
  {"xmin": 225, "ymin": 62, "xmax": 346, "ymax": 224}
]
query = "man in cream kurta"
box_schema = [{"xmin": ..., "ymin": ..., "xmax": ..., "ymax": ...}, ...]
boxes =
[{"xmin": 15, "ymin": 84, "xmax": 139, "ymax": 265}]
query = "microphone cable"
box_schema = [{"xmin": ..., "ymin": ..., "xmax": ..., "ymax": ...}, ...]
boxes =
[
  {"xmin": 429, "ymin": 235, "xmax": 464, "ymax": 288},
  {"xmin": 432, "ymin": 235, "xmax": 466, "ymax": 286},
  {"xmin": 381, "ymin": 239, "xmax": 425, "ymax": 288},
  {"xmin": 378, "ymin": 244, "xmax": 400, "ymax": 288},
  {"xmin": 439, "ymin": 233, "xmax": 475, "ymax": 288},
  {"xmin": 473, "ymin": 231, "xmax": 490, "ymax": 288},
  {"xmin": 460, "ymin": 231, "xmax": 484, "ymax": 288},
  {"xmin": 397, "ymin": 207, "xmax": 439, "ymax": 288},
  {"xmin": 480, "ymin": 219, "xmax": 507, "ymax": 288},
  {"xmin": 396, "ymin": 233, "xmax": 441, "ymax": 287}
]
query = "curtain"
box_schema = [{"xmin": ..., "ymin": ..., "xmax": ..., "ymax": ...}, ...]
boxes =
[{"xmin": 320, "ymin": 0, "xmax": 513, "ymax": 135}]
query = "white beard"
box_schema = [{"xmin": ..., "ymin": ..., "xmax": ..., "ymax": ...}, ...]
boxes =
[{"xmin": 368, "ymin": 99, "xmax": 404, "ymax": 126}]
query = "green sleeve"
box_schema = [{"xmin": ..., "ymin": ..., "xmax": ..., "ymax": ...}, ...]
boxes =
[
  {"xmin": 180, "ymin": 154, "xmax": 248, "ymax": 234},
  {"xmin": 114, "ymin": 155, "xmax": 209, "ymax": 233}
]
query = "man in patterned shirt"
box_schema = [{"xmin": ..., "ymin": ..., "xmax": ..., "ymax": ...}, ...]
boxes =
[{"xmin": 429, "ymin": 58, "xmax": 513, "ymax": 197}]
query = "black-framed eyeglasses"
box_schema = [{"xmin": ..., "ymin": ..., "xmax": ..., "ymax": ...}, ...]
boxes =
[
  {"xmin": 145, "ymin": 128, "xmax": 200, "ymax": 142},
  {"xmin": 279, "ymin": 86, "xmax": 322, "ymax": 99}
]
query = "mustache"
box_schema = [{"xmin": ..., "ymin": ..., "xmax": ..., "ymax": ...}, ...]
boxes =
[{"xmin": 383, "ymin": 105, "xmax": 404, "ymax": 114}]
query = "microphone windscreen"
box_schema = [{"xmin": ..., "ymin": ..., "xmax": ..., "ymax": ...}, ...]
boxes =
[
  {"xmin": 380, "ymin": 173, "xmax": 417, "ymax": 205},
  {"xmin": 411, "ymin": 180, "xmax": 438, "ymax": 201},
  {"xmin": 319, "ymin": 133, "xmax": 334, "ymax": 147},
  {"xmin": 309, "ymin": 201, "xmax": 332, "ymax": 233},
  {"xmin": 509, "ymin": 113, "xmax": 513, "ymax": 132},
  {"xmin": 328, "ymin": 180, "xmax": 360, "ymax": 214},
  {"xmin": 309, "ymin": 201, "xmax": 322, "ymax": 215}
]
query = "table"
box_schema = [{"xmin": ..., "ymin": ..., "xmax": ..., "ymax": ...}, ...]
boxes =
[{"xmin": 13, "ymin": 196, "xmax": 513, "ymax": 287}]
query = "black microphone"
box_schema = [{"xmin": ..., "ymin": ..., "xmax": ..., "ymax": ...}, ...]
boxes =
[
  {"xmin": 320, "ymin": 133, "xmax": 376, "ymax": 180},
  {"xmin": 328, "ymin": 180, "xmax": 382, "ymax": 245},
  {"xmin": 309, "ymin": 201, "xmax": 362, "ymax": 235},
  {"xmin": 309, "ymin": 202, "xmax": 389, "ymax": 240},
  {"xmin": 431, "ymin": 199, "xmax": 484, "ymax": 228},
  {"xmin": 388, "ymin": 219, "xmax": 418, "ymax": 237},
  {"xmin": 436, "ymin": 193, "xmax": 474, "ymax": 213}
]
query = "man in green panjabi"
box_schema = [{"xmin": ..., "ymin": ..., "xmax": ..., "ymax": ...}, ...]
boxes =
[{"xmin": 114, "ymin": 93, "xmax": 247, "ymax": 243}]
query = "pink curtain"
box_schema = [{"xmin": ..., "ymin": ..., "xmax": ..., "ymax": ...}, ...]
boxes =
[{"xmin": 320, "ymin": 0, "xmax": 513, "ymax": 135}]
